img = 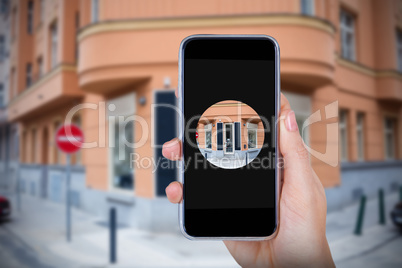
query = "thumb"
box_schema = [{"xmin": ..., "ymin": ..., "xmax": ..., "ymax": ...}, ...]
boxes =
[{"xmin": 279, "ymin": 110, "xmax": 313, "ymax": 184}]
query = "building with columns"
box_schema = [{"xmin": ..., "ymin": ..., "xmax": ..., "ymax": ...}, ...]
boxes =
[
  {"xmin": 196, "ymin": 100, "xmax": 265, "ymax": 169},
  {"xmin": 0, "ymin": 0, "xmax": 19, "ymax": 198},
  {"xmin": 2, "ymin": 0, "xmax": 402, "ymax": 230}
]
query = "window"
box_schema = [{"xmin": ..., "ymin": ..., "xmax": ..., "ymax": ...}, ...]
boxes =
[
  {"xmin": 22, "ymin": 131, "xmax": 27, "ymax": 163},
  {"xmin": 71, "ymin": 115, "xmax": 82, "ymax": 165},
  {"xmin": 26, "ymin": 63, "xmax": 32, "ymax": 88},
  {"xmin": 10, "ymin": 128, "xmax": 18, "ymax": 160},
  {"xmin": 37, "ymin": 56, "xmax": 43, "ymax": 78},
  {"xmin": 11, "ymin": 67, "xmax": 16, "ymax": 97},
  {"xmin": 340, "ymin": 9, "xmax": 356, "ymax": 61},
  {"xmin": 356, "ymin": 113, "xmax": 365, "ymax": 161},
  {"xmin": 296, "ymin": 116, "xmax": 309, "ymax": 144},
  {"xmin": 205, "ymin": 124, "xmax": 212, "ymax": 149},
  {"xmin": 247, "ymin": 123, "xmax": 258, "ymax": 149},
  {"xmin": 50, "ymin": 22, "xmax": 58, "ymax": 68},
  {"xmin": 31, "ymin": 128, "xmax": 37, "ymax": 164},
  {"xmin": 75, "ymin": 12, "xmax": 80, "ymax": 60},
  {"xmin": 0, "ymin": 0, "xmax": 9, "ymax": 14},
  {"xmin": 384, "ymin": 117, "xmax": 396, "ymax": 160},
  {"xmin": 0, "ymin": 35, "xmax": 5, "ymax": 61},
  {"xmin": 397, "ymin": 29, "xmax": 402, "ymax": 72},
  {"xmin": 40, "ymin": 127, "xmax": 49, "ymax": 164},
  {"xmin": 107, "ymin": 93, "xmax": 136, "ymax": 191},
  {"xmin": 339, "ymin": 110, "xmax": 348, "ymax": 161},
  {"xmin": 301, "ymin": 0, "xmax": 314, "ymax": 15},
  {"xmin": 112, "ymin": 117, "xmax": 134, "ymax": 190},
  {"xmin": 91, "ymin": 0, "xmax": 99, "ymax": 23},
  {"xmin": 12, "ymin": 8, "xmax": 17, "ymax": 40},
  {"xmin": 283, "ymin": 91, "xmax": 311, "ymax": 145},
  {"xmin": 0, "ymin": 84, "xmax": 4, "ymax": 107},
  {"xmin": 40, "ymin": 0, "xmax": 45, "ymax": 22},
  {"xmin": 27, "ymin": 1, "xmax": 34, "ymax": 34},
  {"xmin": 54, "ymin": 121, "xmax": 61, "ymax": 164},
  {"xmin": 0, "ymin": 129, "xmax": 3, "ymax": 161}
]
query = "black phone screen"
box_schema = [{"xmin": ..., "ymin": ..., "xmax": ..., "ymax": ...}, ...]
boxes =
[{"xmin": 182, "ymin": 37, "xmax": 278, "ymax": 237}]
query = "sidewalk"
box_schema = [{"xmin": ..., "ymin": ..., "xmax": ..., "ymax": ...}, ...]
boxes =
[
  {"xmin": 326, "ymin": 192, "xmax": 401, "ymax": 265},
  {"xmin": 3, "ymin": 194, "xmax": 238, "ymax": 268},
  {"xmin": 2, "ymin": 192, "xmax": 401, "ymax": 267}
]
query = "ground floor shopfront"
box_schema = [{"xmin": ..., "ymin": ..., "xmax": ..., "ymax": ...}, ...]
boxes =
[
  {"xmin": 13, "ymin": 68, "xmax": 179, "ymax": 230},
  {"xmin": 0, "ymin": 122, "xmax": 19, "ymax": 197},
  {"xmin": 8, "ymin": 62, "xmax": 402, "ymax": 229},
  {"xmin": 12, "ymin": 83, "xmax": 402, "ymax": 230}
]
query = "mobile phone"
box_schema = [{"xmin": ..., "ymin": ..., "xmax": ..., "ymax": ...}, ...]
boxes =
[{"xmin": 178, "ymin": 35, "xmax": 280, "ymax": 240}]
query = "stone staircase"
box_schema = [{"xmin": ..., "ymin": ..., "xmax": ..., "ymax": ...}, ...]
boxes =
[{"xmin": 207, "ymin": 154, "xmax": 247, "ymax": 169}]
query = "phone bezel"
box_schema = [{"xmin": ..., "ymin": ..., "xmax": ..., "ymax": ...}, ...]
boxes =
[{"xmin": 178, "ymin": 34, "xmax": 281, "ymax": 241}]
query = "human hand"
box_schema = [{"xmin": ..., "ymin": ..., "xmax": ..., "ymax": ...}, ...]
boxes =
[{"xmin": 162, "ymin": 93, "xmax": 335, "ymax": 268}]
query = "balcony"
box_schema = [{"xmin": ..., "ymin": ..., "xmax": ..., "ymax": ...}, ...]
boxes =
[
  {"xmin": 8, "ymin": 64, "xmax": 83, "ymax": 121},
  {"xmin": 337, "ymin": 58, "xmax": 402, "ymax": 103},
  {"xmin": 376, "ymin": 71, "xmax": 402, "ymax": 103},
  {"xmin": 77, "ymin": 14, "xmax": 336, "ymax": 94}
]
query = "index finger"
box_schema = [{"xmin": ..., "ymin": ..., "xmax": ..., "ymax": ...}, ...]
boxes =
[{"xmin": 162, "ymin": 138, "xmax": 182, "ymax": 160}]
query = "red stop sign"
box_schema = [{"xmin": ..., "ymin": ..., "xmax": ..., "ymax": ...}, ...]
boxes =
[
  {"xmin": 56, "ymin": 125, "xmax": 84, "ymax": 154},
  {"xmin": 196, "ymin": 132, "xmax": 198, "ymax": 139}
]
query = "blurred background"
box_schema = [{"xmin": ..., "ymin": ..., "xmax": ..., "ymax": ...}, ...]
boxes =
[{"xmin": 0, "ymin": 0, "xmax": 402, "ymax": 267}]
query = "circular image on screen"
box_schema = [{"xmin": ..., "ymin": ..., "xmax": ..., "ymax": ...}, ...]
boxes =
[{"xmin": 196, "ymin": 100, "xmax": 264, "ymax": 169}]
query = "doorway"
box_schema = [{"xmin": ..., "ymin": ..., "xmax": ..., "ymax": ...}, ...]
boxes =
[
  {"xmin": 154, "ymin": 90, "xmax": 177, "ymax": 196},
  {"xmin": 224, "ymin": 123, "xmax": 234, "ymax": 154},
  {"xmin": 107, "ymin": 92, "xmax": 136, "ymax": 192}
]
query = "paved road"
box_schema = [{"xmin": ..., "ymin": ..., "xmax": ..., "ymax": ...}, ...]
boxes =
[
  {"xmin": 0, "ymin": 220, "xmax": 55, "ymax": 268},
  {"xmin": 336, "ymin": 233, "xmax": 402, "ymax": 268},
  {"xmin": 1, "ymin": 193, "xmax": 401, "ymax": 267}
]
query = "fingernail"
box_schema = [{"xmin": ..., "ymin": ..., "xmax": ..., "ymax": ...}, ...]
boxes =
[
  {"xmin": 165, "ymin": 138, "xmax": 178, "ymax": 148},
  {"xmin": 286, "ymin": 111, "xmax": 298, "ymax": 132}
]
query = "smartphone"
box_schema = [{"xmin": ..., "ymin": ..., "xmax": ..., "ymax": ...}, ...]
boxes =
[{"xmin": 178, "ymin": 35, "xmax": 280, "ymax": 240}]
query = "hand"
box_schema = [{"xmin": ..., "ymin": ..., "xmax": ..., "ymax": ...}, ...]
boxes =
[{"xmin": 162, "ymin": 93, "xmax": 335, "ymax": 268}]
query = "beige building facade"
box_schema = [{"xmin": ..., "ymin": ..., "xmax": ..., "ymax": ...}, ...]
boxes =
[{"xmin": 1, "ymin": 0, "xmax": 402, "ymax": 228}]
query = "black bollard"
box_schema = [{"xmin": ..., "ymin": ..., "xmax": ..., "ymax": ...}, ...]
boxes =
[
  {"xmin": 354, "ymin": 195, "xmax": 366, "ymax": 235},
  {"xmin": 379, "ymin": 189, "xmax": 386, "ymax": 225},
  {"xmin": 110, "ymin": 207, "xmax": 117, "ymax": 263},
  {"xmin": 400, "ymin": 185, "xmax": 402, "ymax": 202}
]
